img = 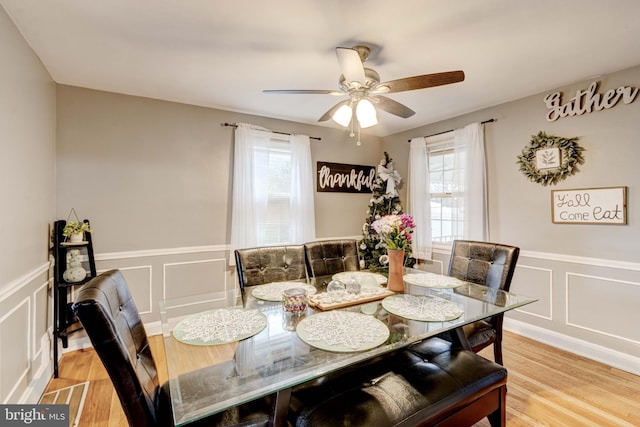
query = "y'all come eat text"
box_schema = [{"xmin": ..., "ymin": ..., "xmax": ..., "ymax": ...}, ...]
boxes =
[{"xmin": 552, "ymin": 188, "xmax": 626, "ymax": 224}]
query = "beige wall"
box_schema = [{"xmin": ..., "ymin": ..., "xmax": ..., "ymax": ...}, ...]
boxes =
[
  {"xmin": 54, "ymin": 86, "xmax": 385, "ymax": 350},
  {"xmin": 385, "ymin": 67, "xmax": 640, "ymax": 261},
  {"xmin": 0, "ymin": 5, "xmax": 56, "ymax": 403},
  {"xmin": 56, "ymin": 85, "xmax": 382, "ymax": 252},
  {"xmin": 383, "ymin": 66, "xmax": 640, "ymax": 372}
]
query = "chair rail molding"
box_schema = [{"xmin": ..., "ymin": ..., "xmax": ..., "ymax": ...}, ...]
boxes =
[
  {"xmin": 94, "ymin": 244, "xmax": 229, "ymax": 261},
  {"xmin": 0, "ymin": 261, "xmax": 51, "ymax": 301}
]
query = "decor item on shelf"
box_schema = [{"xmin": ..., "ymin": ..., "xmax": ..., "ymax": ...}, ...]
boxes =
[
  {"xmin": 63, "ymin": 249, "xmax": 87, "ymax": 283},
  {"xmin": 359, "ymin": 152, "xmax": 416, "ymax": 272},
  {"xmin": 371, "ymin": 213, "xmax": 415, "ymax": 292},
  {"xmin": 62, "ymin": 208, "xmax": 93, "ymax": 242},
  {"xmin": 63, "ymin": 221, "xmax": 92, "ymax": 243},
  {"xmin": 517, "ymin": 131, "xmax": 584, "ymax": 186}
]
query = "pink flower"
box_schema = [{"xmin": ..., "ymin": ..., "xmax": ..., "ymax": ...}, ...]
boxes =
[{"xmin": 371, "ymin": 214, "xmax": 415, "ymax": 250}]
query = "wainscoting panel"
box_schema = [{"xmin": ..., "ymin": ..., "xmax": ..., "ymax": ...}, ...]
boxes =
[
  {"xmin": 32, "ymin": 282, "xmax": 49, "ymax": 361},
  {"xmin": 0, "ymin": 264, "xmax": 50, "ymax": 404},
  {"xmin": 0, "ymin": 298, "xmax": 30, "ymax": 403},
  {"xmin": 163, "ymin": 258, "xmax": 228, "ymax": 300},
  {"xmin": 94, "ymin": 266, "xmax": 153, "ymax": 315},
  {"xmin": 509, "ymin": 265, "xmax": 553, "ymax": 320},
  {"xmin": 566, "ymin": 272, "xmax": 640, "ymax": 344}
]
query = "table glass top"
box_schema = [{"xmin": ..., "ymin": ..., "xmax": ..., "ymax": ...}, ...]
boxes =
[{"xmin": 159, "ymin": 268, "xmax": 536, "ymax": 426}]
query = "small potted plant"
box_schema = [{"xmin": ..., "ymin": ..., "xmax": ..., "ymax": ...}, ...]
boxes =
[{"xmin": 63, "ymin": 221, "xmax": 92, "ymax": 243}]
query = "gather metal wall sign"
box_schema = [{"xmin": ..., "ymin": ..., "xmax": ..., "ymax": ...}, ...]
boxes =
[
  {"xmin": 316, "ymin": 161, "xmax": 376, "ymax": 193},
  {"xmin": 544, "ymin": 80, "xmax": 638, "ymax": 122}
]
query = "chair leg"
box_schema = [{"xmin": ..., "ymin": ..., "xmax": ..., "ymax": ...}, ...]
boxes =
[
  {"xmin": 492, "ymin": 317, "xmax": 505, "ymax": 365},
  {"xmin": 487, "ymin": 384, "xmax": 507, "ymax": 427},
  {"xmin": 493, "ymin": 340, "xmax": 503, "ymax": 365}
]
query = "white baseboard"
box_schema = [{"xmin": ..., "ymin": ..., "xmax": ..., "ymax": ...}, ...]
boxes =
[{"xmin": 504, "ymin": 318, "xmax": 640, "ymax": 376}]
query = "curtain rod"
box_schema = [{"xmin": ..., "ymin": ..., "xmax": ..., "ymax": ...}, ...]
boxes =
[
  {"xmin": 222, "ymin": 122, "xmax": 322, "ymax": 141},
  {"xmin": 407, "ymin": 118, "xmax": 496, "ymax": 142}
]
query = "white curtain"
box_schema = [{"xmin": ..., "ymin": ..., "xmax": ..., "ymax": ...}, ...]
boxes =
[
  {"xmin": 408, "ymin": 137, "xmax": 432, "ymax": 260},
  {"xmin": 288, "ymin": 134, "xmax": 317, "ymax": 243},
  {"xmin": 229, "ymin": 123, "xmax": 316, "ymax": 263},
  {"xmin": 230, "ymin": 123, "xmax": 271, "ymax": 257},
  {"xmin": 454, "ymin": 122, "xmax": 488, "ymax": 240}
]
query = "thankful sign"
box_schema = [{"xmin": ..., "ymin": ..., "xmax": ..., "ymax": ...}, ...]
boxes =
[
  {"xmin": 551, "ymin": 187, "xmax": 627, "ymax": 224},
  {"xmin": 544, "ymin": 81, "xmax": 638, "ymax": 122},
  {"xmin": 317, "ymin": 161, "xmax": 375, "ymax": 193}
]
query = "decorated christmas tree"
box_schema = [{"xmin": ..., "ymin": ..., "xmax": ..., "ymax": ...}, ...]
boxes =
[{"xmin": 359, "ymin": 152, "xmax": 415, "ymax": 272}]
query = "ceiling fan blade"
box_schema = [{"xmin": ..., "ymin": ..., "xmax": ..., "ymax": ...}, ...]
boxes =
[
  {"xmin": 336, "ymin": 47, "xmax": 366, "ymax": 85},
  {"xmin": 376, "ymin": 70, "xmax": 465, "ymax": 93},
  {"xmin": 318, "ymin": 99, "xmax": 350, "ymax": 122},
  {"xmin": 372, "ymin": 96, "xmax": 415, "ymax": 118},
  {"xmin": 263, "ymin": 89, "xmax": 343, "ymax": 95}
]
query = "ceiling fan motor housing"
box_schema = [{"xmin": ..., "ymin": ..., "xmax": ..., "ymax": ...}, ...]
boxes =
[{"xmin": 339, "ymin": 68, "xmax": 380, "ymax": 92}]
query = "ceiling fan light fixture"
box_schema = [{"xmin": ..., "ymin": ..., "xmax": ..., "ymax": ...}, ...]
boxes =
[
  {"xmin": 332, "ymin": 104, "xmax": 353, "ymax": 127},
  {"xmin": 356, "ymin": 98, "xmax": 377, "ymax": 128}
]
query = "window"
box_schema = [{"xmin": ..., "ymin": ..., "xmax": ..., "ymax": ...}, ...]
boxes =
[
  {"xmin": 427, "ymin": 132, "xmax": 465, "ymax": 243},
  {"xmin": 230, "ymin": 124, "xmax": 316, "ymax": 259},
  {"xmin": 409, "ymin": 122, "xmax": 487, "ymax": 255},
  {"xmin": 255, "ymin": 140, "xmax": 292, "ymax": 245}
]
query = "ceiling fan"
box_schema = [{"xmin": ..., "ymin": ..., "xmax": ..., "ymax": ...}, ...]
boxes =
[{"xmin": 263, "ymin": 45, "xmax": 465, "ymax": 133}]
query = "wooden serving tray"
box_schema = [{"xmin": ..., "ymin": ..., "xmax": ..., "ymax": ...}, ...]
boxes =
[{"xmin": 308, "ymin": 289, "xmax": 395, "ymax": 311}]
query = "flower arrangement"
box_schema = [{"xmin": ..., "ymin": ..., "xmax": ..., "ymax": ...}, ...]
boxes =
[
  {"xmin": 62, "ymin": 221, "xmax": 92, "ymax": 238},
  {"xmin": 371, "ymin": 214, "xmax": 415, "ymax": 251}
]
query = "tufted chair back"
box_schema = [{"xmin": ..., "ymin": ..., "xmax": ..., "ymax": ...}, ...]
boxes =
[
  {"xmin": 304, "ymin": 240, "xmax": 360, "ymax": 277},
  {"xmin": 235, "ymin": 245, "xmax": 308, "ymax": 289},
  {"xmin": 448, "ymin": 240, "xmax": 520, "ymax": 365},
  {"xmin": 448, "ymin": 240, "xmax": 519, "ymax": 292},
  {"xmin": 72, "ymin": 269, "xmax": 161, "ymax": 427}
]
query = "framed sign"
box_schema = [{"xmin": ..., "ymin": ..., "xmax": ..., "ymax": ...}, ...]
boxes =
[
  {"xmin": 551, "ymin": 187, "xmax": 627, "ymax": 224},
  {"xmin": 316, "ymin": 161, "xmax": 375, "ymax": 193}
]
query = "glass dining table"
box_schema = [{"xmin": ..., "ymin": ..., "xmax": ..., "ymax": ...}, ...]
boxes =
[{"xmin": 159, "ymin": 268, "xmax": 536, "ymax": 426}]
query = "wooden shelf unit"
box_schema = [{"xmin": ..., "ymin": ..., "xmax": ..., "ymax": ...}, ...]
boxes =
[{"xmin": 52, "ymin": 219, "xmax": 97, "ymax": 377}]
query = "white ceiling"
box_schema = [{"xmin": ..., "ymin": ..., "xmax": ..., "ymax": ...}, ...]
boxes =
[{"xmin": 3, "ymin": 0, "xmax": 640, "ymax": 136}]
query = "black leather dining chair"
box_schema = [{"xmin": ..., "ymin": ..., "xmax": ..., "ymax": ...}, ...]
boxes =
[
  {"xmin": 72, "ymin": 269, "xmax": 270, "ymax": 427},
  {"xmin": 447, "ymin": 240, "xmax": 520, "ymax": 365},
  {"xmin": 303, "ymin": 239, "xmax": 361, "ymax": 277},
  {"xmin": 234, "ymin": 245, "xmax": 308, "ymax": 290}
]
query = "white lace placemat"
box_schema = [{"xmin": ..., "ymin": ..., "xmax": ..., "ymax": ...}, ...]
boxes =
[
  {"xmin": 251, "ymin": 281, "xmax": 317, "ymax": 301},
  {"xmin": 381, "ymin": 295, "xmax": 463, "ymax": 321},
  {"xmin": 296, "ymin": 311, "xmax": 389, "ymax": 352},
  {"xmin": 403, "ymin": 273, "xmax": 464, "ymax": 289},
  {"xmin": 172, "ymin": 308, "xmax": 267, "ymax": 346},
  {"xmin": 332, "ymin": 271, "xmax": 388, "ymax": 286}
]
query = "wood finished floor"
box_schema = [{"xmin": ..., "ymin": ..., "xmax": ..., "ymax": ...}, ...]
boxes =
[{"xmin": 44, "ymin": 331, "xmax": 640, "ymax": 426}]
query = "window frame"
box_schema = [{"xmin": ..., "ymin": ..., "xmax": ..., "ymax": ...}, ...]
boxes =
[
  {"xmin": 426, "ymin": 131, "xmax": 466, "ymax": 245},
  {"xmin": 254, "ymin": 136, "xmax": 294, "ymax": 247}
]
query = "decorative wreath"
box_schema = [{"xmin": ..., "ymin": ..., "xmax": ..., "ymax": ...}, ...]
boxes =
[{"xmin": 517, "ymin": 131, "xmax": 584, "ymax": 186}]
